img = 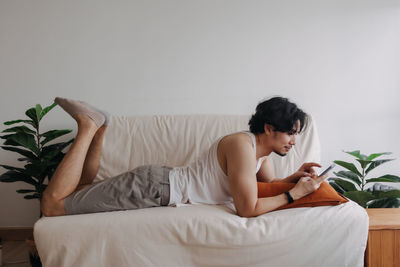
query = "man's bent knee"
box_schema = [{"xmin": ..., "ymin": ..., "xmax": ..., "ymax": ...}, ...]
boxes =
[{"xmin": 41, "ymin": 193, "xmax": 66, "ymax": 217}]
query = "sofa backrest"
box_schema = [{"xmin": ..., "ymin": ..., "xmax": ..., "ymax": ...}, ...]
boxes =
[{"xmin": 95, "ymin": 114, "xmax": 320, "ymax": 181}]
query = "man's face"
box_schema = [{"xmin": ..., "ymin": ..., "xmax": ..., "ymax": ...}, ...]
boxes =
[{"xmin": 272, "ymin": 120, "xmax": 300, "ymax": 157}]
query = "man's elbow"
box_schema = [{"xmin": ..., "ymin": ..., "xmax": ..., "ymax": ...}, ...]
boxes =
[
  {"xmin": 237, "ymin": 210, "xmax": 256, "ymax": 218},
  {"xmin": 236, "ymin": 204, "xmax": 258, "ymax": 218}
]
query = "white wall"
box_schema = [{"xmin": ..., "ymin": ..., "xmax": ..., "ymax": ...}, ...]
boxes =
[{"xmin": 0, "ymin": 0, "xmax": 399, "ymax": 227}]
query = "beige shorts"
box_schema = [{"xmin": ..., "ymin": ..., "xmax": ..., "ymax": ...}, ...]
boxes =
[{"xmin": 64, "ymin": 165, "xmax": 171, "ymax": 215}]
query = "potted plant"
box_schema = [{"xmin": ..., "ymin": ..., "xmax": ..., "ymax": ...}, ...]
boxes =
[
  {"xmin": 328, "ymin": 150, "xmax": 400, "ymax": 208},
  {"xmin": 0, "ymin": 102, "xmax": 74, "ymax": 267}
]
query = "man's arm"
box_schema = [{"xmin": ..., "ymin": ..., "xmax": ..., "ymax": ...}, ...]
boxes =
[
  {"xmin": 256, "ymin": 157, "xmax": 275, "ymax": 182},
  {"xmin": 224, "ymin": 137, "xmax": 297, "ymax": 217},
  {"xmin": 258, "ymin": 160, "xmax": 322, "ymax": 183}
]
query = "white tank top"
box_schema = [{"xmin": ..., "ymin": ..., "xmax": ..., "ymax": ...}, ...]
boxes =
[{"xmin": 168, "ymin": 131, "xmax": 263, "ymax": 206}]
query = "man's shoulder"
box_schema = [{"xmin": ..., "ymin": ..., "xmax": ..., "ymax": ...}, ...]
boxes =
[
  {"xmin": 220, "ymin": 131, "xmax": 251, "ymax": 143},
  {"xmin": 219, "ymin": 132, "xmax": 254, "ymax": 154}
]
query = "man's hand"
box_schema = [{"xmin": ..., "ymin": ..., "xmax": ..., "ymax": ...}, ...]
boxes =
[
  {"xmin": 289, "ymin": 174, "xmax": 329, "ymax": 201},
  {"xmin": 298, "ymin": 162, "xmax": 321, "ymax": 177},
  {"xmin": 284, "ymin": 162, "xmax": 322, "ymax": 183}
]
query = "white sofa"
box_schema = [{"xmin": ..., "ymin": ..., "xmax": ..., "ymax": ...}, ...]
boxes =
[{"xmin": 34, "ymin": 115, "xmax": 369, "ymax": 267}]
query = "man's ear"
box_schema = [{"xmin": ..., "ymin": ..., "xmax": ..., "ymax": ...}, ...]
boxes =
[{"xmin": 264, "ymin": 124, "xmax": 274, "ymax": 135}]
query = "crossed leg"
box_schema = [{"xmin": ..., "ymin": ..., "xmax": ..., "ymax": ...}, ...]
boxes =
[
  {"xmin": 76, "ymin": 124, "xmax": 107, "ymax": 191},
  {"xmin": 41, "ymin": 97, "xmax": 110, "ymax": 216},
  {"xmin": 41, "ymin": 114, "xmax": 102, "ymax": 216}
]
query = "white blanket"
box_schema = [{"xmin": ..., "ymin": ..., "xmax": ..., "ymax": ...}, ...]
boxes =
[{"xmin": 35, "ymin": 201, "xmax": 367, "ymax": 267}]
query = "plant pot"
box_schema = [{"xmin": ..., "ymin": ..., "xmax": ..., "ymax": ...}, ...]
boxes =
[{"xmin": 26, "ymin": 239, "xmax": 42, "ymax": 267}]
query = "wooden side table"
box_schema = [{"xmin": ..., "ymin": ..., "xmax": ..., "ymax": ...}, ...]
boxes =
[{"xmin": 365, "ymin": 208, "xmax": 400, "ymax": 267}]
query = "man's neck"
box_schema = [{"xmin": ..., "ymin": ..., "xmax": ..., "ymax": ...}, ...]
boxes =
[{"xmin": 254, "ymin": 133, "xmax": 273, "ymax": 159}]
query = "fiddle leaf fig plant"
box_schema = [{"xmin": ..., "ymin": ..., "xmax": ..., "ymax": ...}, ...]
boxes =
[
  {"xmin": 0, "ymin": 102, "xmax": 74, "ymax": 202},
  {"xmin": 328, "ymin": 150, "xmax": 400, "ymax": 208}
]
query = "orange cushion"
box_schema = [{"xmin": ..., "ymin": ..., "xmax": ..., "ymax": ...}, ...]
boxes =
[{"xmin": 257, "ymin": 181, "xmax": 349, "ymax": 211}]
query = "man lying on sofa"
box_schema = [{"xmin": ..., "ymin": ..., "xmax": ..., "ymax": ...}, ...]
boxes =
[{"xmin": 41, "ymin": 96, "xmax": 328, "ymax": 218}]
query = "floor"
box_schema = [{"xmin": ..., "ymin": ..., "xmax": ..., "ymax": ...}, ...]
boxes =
[{"xmin": 1, "ymin": 241, "xmax": 30, "ymax": 267}]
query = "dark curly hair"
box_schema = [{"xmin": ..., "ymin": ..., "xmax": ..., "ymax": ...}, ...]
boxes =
[{"xmin": 248, "ymin": 96, "xmax": 308, "ymax": 134}]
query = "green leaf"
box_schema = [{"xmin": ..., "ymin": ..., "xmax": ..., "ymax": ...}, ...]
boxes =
[
  {"xmin": 367, "ymin": 198, "xmax": 400, "ymax": 208},
  {"xmin": 1, "ymin": 134, "xmax": 21, "ymax": 147},
  {"xmin": 4, "ymin": 119, "xmax": 34, "ymax": 126},
  {"xmin": 41, "ymin": 138, "xmax": 74, "ymax": 161},
  {"xmin": 7, "ymin": 133, "xmax": 40, "ymax": 155},
  {"xmin": 0, "ymin": 146, "xmax": 37, "ymax": 160},
  {"xmin": 333, "ymin": 171, "xmax": 362, "ymax": 186},
  {"xmin": 333, "ymin": 160, "xmax": 362, "ymax": 177},
  {"xmin": 46, "ymin": 158, "xmax": 66, "ymax": 168},
  {"xmin": 365, "ymin": 159, "xmax": 395, "ymax": 174},
  {"xmin": 40, "ymin": 150, "xmax": 64, "ymax": 163},
  {"xmin": 17, "ymin": 157, "xmax": 31, "ymax": 162},
  {"xmin": 0, "ymin": 171, "xmax": 37, "ymax": 186},
  {"xmin": 35, "ymin": 104, "xmax": 42, "ymax": 122},
  {"xmin": 343, "ymin": 191, "xmax": 375, "ymax": 208},
  {"xmin": 3, "ymin": 137, "xmax": 24, "ymax": 147},
  {"xmin": 40, "ymin": 102, "xmax": 57, "ymax": 120},
  {"xmin": 25, "ymin": 108, "xmax": 39, "ymax": 128},
  {"xmin": 0, "ymin": 134, "xmax": 15, "ymax": 140},
  {"xmin": 23, "ymin": 163, "xmax": 47, "ymax": 179},
  {"xmin": 42, "ymin": 138, "xmax": 74, "ymax": 151},
  {"xmin": 328, "ymin": 180, "xmax": 345, "ymax": 194},
  {"xmin": 0, "ymin": 164, "xmax": 25, "ymax": 172},
  {"xmin": 24, "ymin": 193, "xmax": 40, "ymax": 199},
  {"xmin": 329, "ymin": 178, "xmax": 358, "ymax": 191},
  {"xmin": 344, "ymin": 150, "xmax": 367, "ymax": 160},
  {"xmin": 16, "ymin": 189, "xmax": 36, "ymax": 194},
  {"xmin": 370, "ymin": 189, "xmax": 400, "ymax": 199},
  {"xmin": 40, "ymin": 129, "xmax": 72, "ymax": 146},
  {"xmin": 367, "ymin": 152, "xmax": 392, "ymax": 161},
  {"xmin": 356, "ymin": 159, "xmax": 373, "ymax": 169},
  {"xmin": 24, "ymin": 161, "xmax": 49, "ymax": 174},
  {"xmin": 366, "ymin": 175, "xmax": 400, "ymax": 183},
  {"xmin": 2, "ymin": 126, "xmax": 36, "ymax": 135}
]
